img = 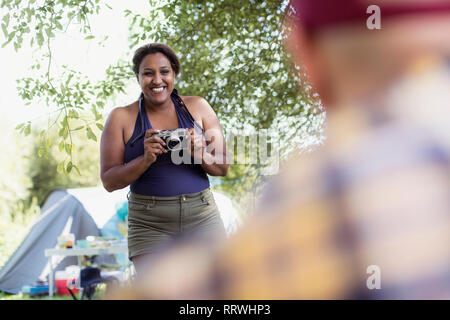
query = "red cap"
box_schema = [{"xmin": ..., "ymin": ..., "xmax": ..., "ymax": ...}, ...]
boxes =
[{"xmin": 288, "ymin": 0, "xmax": 450, "ymax": 33}]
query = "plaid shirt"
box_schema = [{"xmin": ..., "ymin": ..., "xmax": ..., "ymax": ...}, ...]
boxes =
[{"xmin": 215, "ymin": 61, "xmax": 450, "ymax": 299}]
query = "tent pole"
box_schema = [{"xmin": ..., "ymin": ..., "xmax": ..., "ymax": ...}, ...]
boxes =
[{"xmin": 48, "ymin": 256, "xmax": 53, "ymax": 298}]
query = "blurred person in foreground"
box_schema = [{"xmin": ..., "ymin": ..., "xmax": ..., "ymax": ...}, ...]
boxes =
[{"xmin": 107, "ymin": 0, "xmax": 450, "ymax": 299}]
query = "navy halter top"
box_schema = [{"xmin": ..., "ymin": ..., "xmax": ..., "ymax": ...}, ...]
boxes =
[{"xmin": 124, "ymin": 89, "xmax": 210, "ymax": 196}]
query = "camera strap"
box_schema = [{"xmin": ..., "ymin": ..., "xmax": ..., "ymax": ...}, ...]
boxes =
[
  {"xmin": 130, "ymin": 90, "xmax": 204, "ymax": 147},
  {"xmin": 129, "ymin": 93, "xmax": 146, "ymax": 147},
  {"xmin": 171, "ymin": 89, "xmax": 204, "ymax": 134}
]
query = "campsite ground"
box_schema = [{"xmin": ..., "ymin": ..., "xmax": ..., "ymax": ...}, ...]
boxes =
[
  {"xmin": 0, "ymin": 217, "xmax": 107, "ymax": 300},
  {"xmin": 0, "ymin": 286, "xmax": 107, "ymax": 300}
]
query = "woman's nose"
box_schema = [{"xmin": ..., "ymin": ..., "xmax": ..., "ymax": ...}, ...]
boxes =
[{"xmin": 152, "ymin": 73, "xmax": 162, "ymax": 84}]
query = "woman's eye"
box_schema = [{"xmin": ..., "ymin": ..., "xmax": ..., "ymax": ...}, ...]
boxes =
[{"xmin": 143, "ymin": 71, "xmax": 168, "ymax": 76}]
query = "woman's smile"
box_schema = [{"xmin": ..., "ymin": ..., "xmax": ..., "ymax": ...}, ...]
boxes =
[{"xmin": 150, "ymin": 86, "xmax": 167, "ymax": 94}]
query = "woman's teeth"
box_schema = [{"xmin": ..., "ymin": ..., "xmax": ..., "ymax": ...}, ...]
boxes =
[{"xmin": 152, "ymin": 87, "xmax": 165, "ymax": 92}]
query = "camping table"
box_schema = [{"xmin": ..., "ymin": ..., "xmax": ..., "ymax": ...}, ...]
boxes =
[{"xmin": 44, "ymin": 243, "xmax": 130, "ymax": 298}]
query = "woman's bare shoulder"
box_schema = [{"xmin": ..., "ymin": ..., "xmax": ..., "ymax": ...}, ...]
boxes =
[
  {"xmin": 106, "ymin": 101, "xmax": 139, "ymax": 124},
  {"xmin": 181, "ymin": 95, "xmax": 214, "ymax": 114},
  {"xmin": 181, "ymin": 95, "xmax": 206, "ymax": 105}
]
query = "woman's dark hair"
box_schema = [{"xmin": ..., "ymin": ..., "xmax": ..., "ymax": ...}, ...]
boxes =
[{"xmin": 132, "ymin": 43, "xmax": 181, "ymax": 76}]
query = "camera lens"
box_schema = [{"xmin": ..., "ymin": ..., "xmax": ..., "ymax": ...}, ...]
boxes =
[{"xmin": 167, "ymin": 137, "xmax": 181, "ymax": 150}]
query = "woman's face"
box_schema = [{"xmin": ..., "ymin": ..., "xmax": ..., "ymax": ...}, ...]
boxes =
[{"xmin": 137, "ymin": 52, "xmax": 175, "ymax": 105}]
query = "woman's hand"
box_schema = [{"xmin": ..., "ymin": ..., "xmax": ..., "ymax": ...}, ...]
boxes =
[
  {"xmin": 143, "ymin": 129, "xmax": 168, "ymax": 165},
  {"xmin": 186, "ymin": 128, "xmax": 206, "ymax": 163}
]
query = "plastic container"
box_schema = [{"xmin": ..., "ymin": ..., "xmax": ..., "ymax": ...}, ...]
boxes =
[
  {"xmin": 55, "ymin": 265, "xmax": 80, "ymax": 296},
  {"xmin": 21, "ymin": 284, "xmax": 49, "ymax": 296},
  {"xmin": 76, "ymin": 239, "xmax": 89, "ymax": 248},
  {"xmin": 57, "ymin": 233, "xmax": 75, "ymax": 249}
]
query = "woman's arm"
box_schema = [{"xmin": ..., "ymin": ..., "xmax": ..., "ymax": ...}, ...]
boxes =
[
  {"xmin": 187, "ymin": 97, "xmax": 230, "ymax": 177},
  {"xmin": 100, "ymin": 107, "xmax": 167, "ymax": 192},
  {"xmin": 100, "ymin": 107, "xmax": 150, "ymax": 192}
]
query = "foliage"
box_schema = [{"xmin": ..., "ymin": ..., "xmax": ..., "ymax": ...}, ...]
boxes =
[
  {"xmin": 0, "ymin": 0, "xmax": 326, "ymax": 216},
  {"xmin": 213, "ymin": 164, "xmax": 273, "ymax": 217},
  {"xmin": 1, "ymin": 0, "xmax": 129, "ymax": 174},
  {"xmin": 125, "ymin": 0, "xmax": 325, "ymax": 204},
  {"xmin": 26, "ymin": 116, "xmax": 102, "ymax": 206},
  {"xmin": 0, "ymin": 219, "xmax": 34, "ymax": 269},
  {"xmin": 0, "ymin": 116, "xmax": 37, "ymax": 220},
  {"xmin": 0, "ymin": 112, "xmax": 101, "ymax": 222},
  {"xmin": 1, "ymin": 0, "xmax": 103, "ymax": 51},
  {"xmin": 127, "ymin": 0, "xmax": 324, "ymax": 156},
  {"xmin": 1, "ymin": 0, "xmax": 323, "ymax": 171},
  {"xmin": 14, "ymin": 58, "xmax": 133, "ymax": 175}
]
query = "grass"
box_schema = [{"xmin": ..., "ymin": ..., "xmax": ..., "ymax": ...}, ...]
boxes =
[{"xmin": 0, "ymin": 285, "xmax": 107, "ymax": 300}]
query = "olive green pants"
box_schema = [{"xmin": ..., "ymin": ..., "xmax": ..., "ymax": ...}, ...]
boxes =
[{"xmin": 127, "ymin": 188, "xmax": 226, "ymax": 260}]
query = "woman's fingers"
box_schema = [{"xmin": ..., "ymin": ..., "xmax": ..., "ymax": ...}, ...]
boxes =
[
  {"xmin": 147, "ymin": 143, "xmax": 166, "ymax": 154},
  {"xmin": 145, "ymin": 128, "xmax": 159, "ymax": 138},
  {"xmin": 144, "ymin": 129, "xmax": 167, "ymax": 151}
]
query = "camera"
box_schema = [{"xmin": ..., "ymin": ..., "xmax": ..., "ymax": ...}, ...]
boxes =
[{"xmin": 152, "ymin": 128, "xmax": 187, "ymax": 151}]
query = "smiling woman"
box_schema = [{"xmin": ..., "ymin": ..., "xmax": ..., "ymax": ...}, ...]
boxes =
[{"xmin": 99, "ymin": 43, "xmax": 229, "ymax": 275}]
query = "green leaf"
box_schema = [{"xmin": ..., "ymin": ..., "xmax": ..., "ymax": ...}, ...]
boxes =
[
  {"xmin": 58, "ymin": 140, "xmax": 65, "ymax": 152},
  {"xmin": 55, "ymin": 20, "xmax": 63, "ymax": 30},
  {"xmin": 96, "ymin": 123, "xmax": 104, "ymax": 131},
  {"xmin": 36, "ymin": 31, "xmax": 44, "ymax": 46},
  {"xmin": 57, "ymin": 161, "xmax": 65, "ymax": 174},
  {"xmin": 66, "ymin": 161, "xmax": 73, "ymax": 173},
  {"xmin": 72, "ymin": 164, "xmax": 81, "ymax": 176},
  {"xmin": 2, "ymin": 13, "xmax": 10, "ymax": 27},
  {"xmin": 1, "ymin": 23, "xmax": 7, "ymax": 37},
  {"xmin": 1, "ymin": 30, "xmax": 15, "ymax": 47},
  {"xmin": 68, "ymin": 109, "xmax": 79, "ymax": 119},
  {"xmin": 64, "ymin": 143, "xmax": 72, "ymax": 155},
  {"xmin": 38, "ymin": 145, "xmax": 45, "ymax": 157},
  {"xmin": 45, "ymin": 28, "xmax": 54, "ymax": 38},
  {"xmin": 62, "ymin": 127, "xmax": 68, "ymax": 139},
  {"xmin": 84, "ymin": 35, "xmax": 95, "ymax": 40},
  {"xmin": 24, "ymin": 123, "xmax": 31, "ymax": 136},
  {"xmin": 86, "ymin": 126, "xmax": 97, "ymax": 141}
]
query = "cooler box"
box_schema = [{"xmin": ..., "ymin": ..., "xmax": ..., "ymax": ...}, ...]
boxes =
[{"xmin": 55, "ymin": 266, "xmax": 80, "ymax": 296}]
